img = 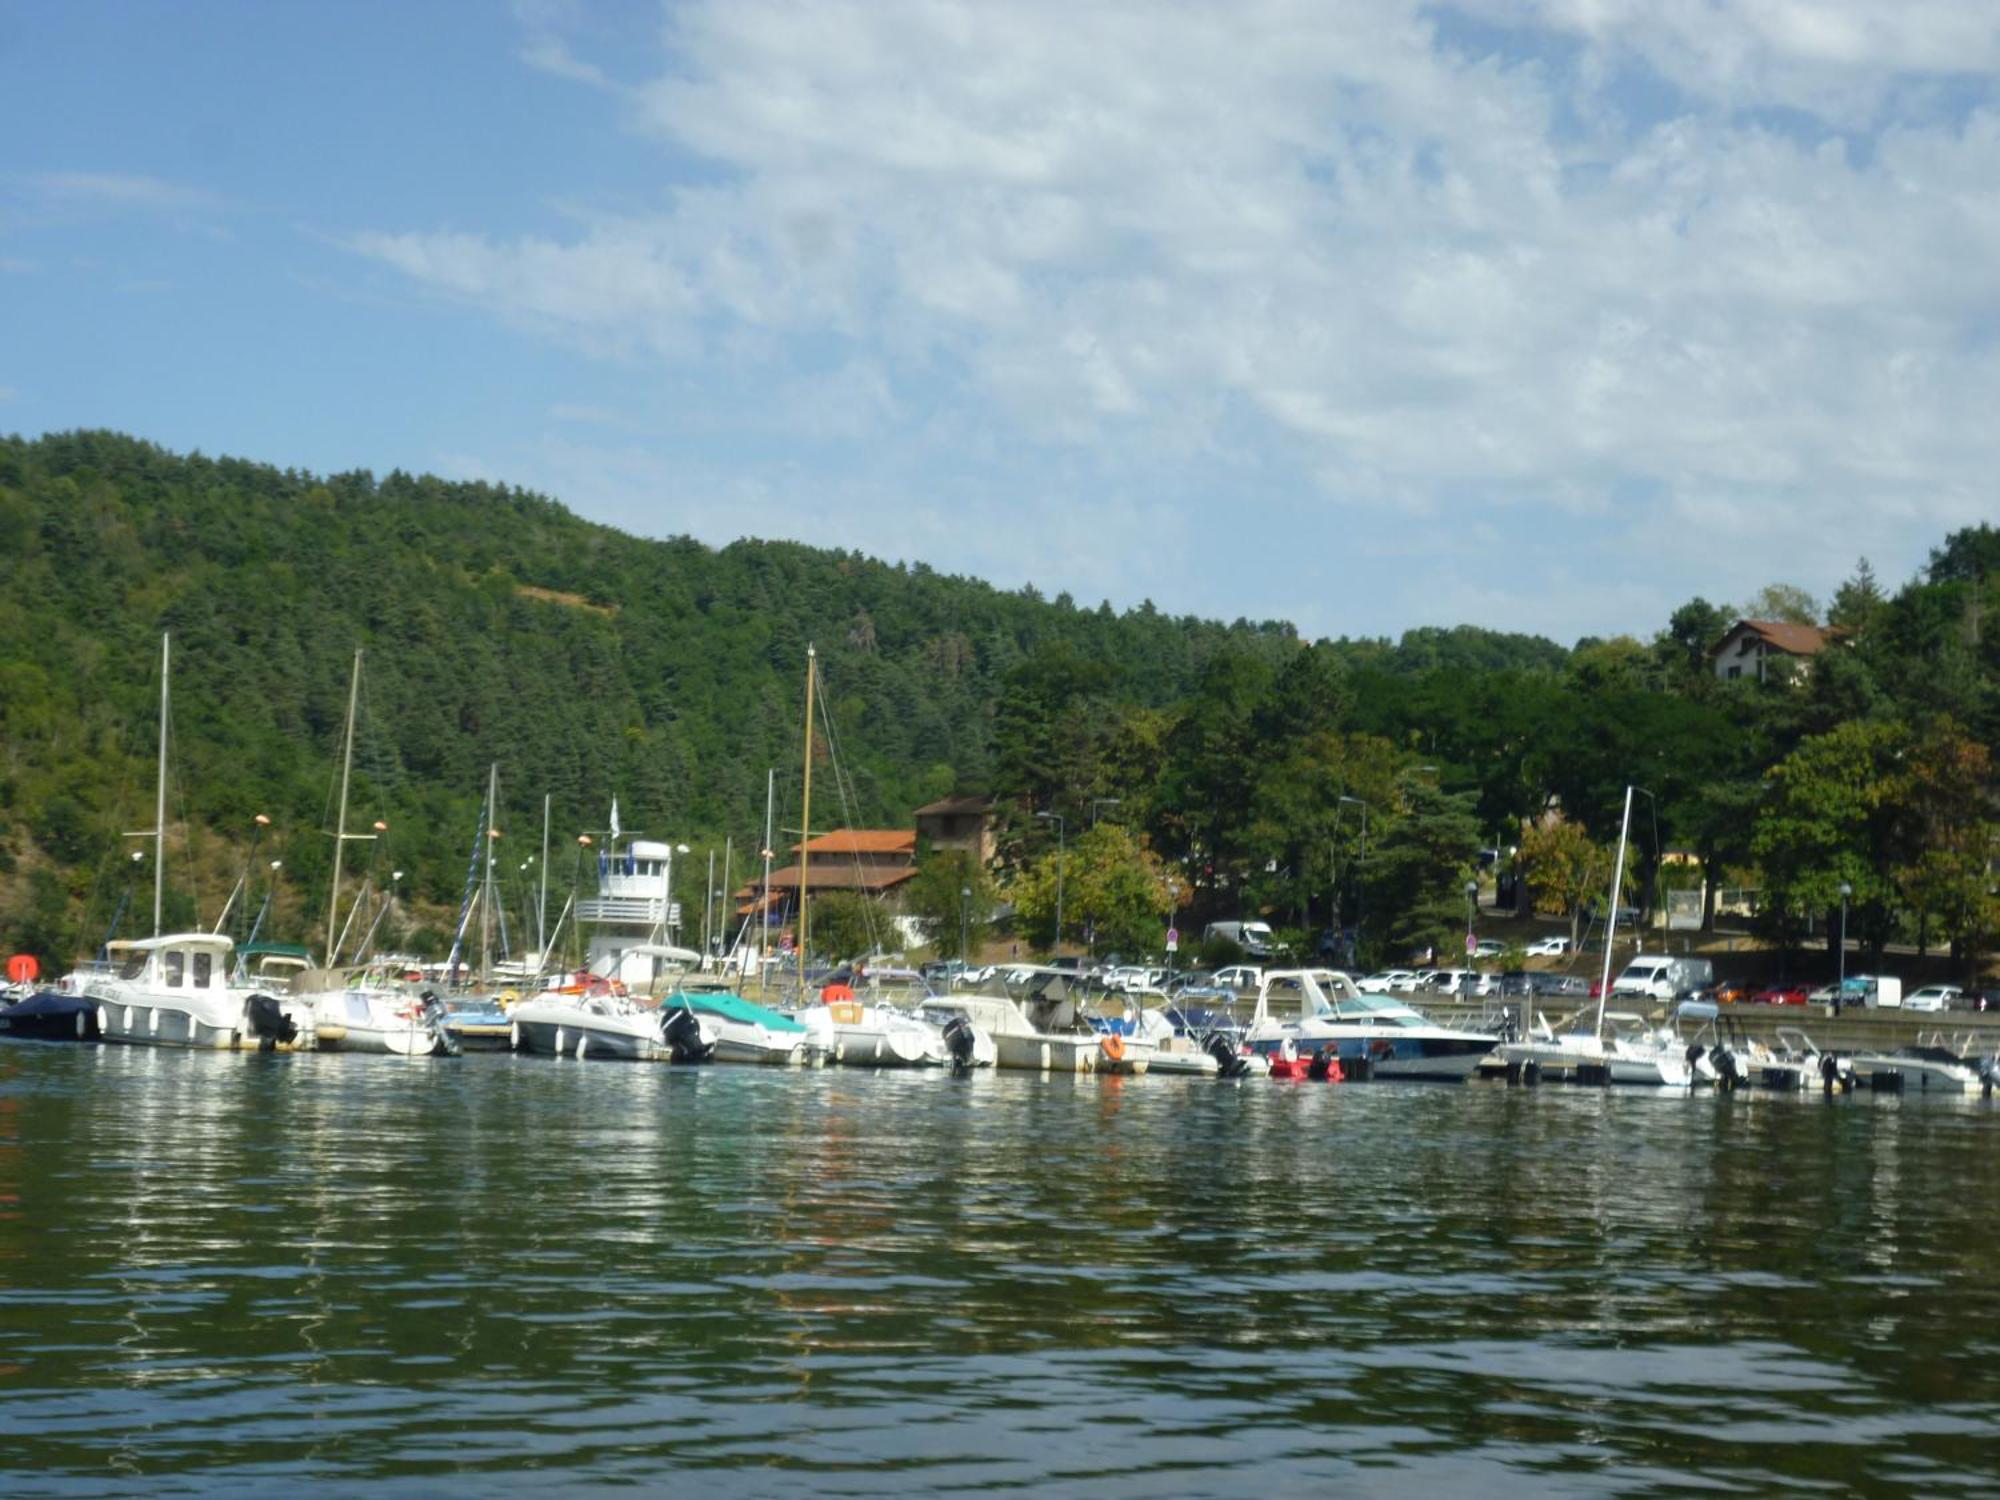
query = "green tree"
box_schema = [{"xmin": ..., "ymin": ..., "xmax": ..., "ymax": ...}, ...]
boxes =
[
  {"xmin": 1362, "ymin": 769, "xmax": 1482, "ymax": 965},
  {"xmin": 1894, "ymin": 721, "xmax": 1999, "ymax": 975},
  {"xmin": 1751, "ymin": 720, "xmax": 1907, "ymax": 966},
  {"xmin": 1518, "ymin": 815, "xmax": 1613, "ymax": 948},
  {"xmin": 900, "ymin": 849, "xmax": 996, "ymax": 955},
  {"xmin": 1008, "ymin": 822, "xmax": 1182, "ymax": 956},
  {"xmin": 809, "ymin": 891, "xmax": 876, "ymax": 964}
]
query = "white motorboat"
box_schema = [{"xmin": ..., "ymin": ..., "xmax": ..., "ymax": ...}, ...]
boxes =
[
  {"xmin": 1851, "ymin": 1037, "xmax": 1998, "ymax": 1095},
  {"xmin": 511, "ymin": 989, "xmax": 715, "ymax": 1062},
  {"xmin": 666, "ymin": 989, "xmax": 822, "ymax": 1065},
  {"xmin": 310, "ymin": 974, "xmax": 457, "ymax": 1057},
  {"xmin": 1497, "ymin": 1011, "xmax": 1694, "ymax": 1087},
  {"xmin": 925, "ymin": 970, "xmax": 1148, "ymax": 1074},
  {"xmin": 1243, "ymin": 968, "xmax": 1499, "ymax": 1081},
  {"xmin": 797, "ymin": 988, "xmax": 951, "ymax": 1067},
  {"xmin": 87, "ymin": 933, "xmax": 313, "ymax": 1051}
]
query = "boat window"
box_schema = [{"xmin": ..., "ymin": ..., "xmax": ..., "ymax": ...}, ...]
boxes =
[
  {"xmin": 193, "ymin": 951, "xmax": 213, "ymax": 987},
  {"xmin": 119, "ymin": 953, "xmax": 147, "ymax": 980},
  {"xmin": 164, "ymin": 950, "xmax": 185, "ymax": 988}
]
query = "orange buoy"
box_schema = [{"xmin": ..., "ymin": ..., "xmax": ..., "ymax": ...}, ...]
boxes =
[{"xmin": 1101, "ymin": 1033, "xmax": 1127, "ymax": 1064}]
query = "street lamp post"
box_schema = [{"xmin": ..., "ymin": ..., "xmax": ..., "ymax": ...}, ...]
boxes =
[
  {"xmin": 1464, "ymin": 878, "xmax": 1479, "ymax": 989},
  {"xmin": 1035, "ymin": 811, "xmax": 1066, "ymax": 958},
  {"xmin": 1090, "ymin": 797, "xmax": 1121, "ymax": 827},
  {"xmin": 960, "ymin": 885, "xmax": 971, "ymax": 968},
  {"xmin": 1837, "ymin": 880, "xmax": 1852, "ymax": 1017}
]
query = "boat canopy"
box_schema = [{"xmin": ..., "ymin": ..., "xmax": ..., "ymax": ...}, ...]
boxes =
[
  {"xmin": 122, "ymin": 932, "xmax": 236, "ymax": 954},
  {"xmin": 674, "ymin": 992, "xmax": 807, "ymax": 1033}
]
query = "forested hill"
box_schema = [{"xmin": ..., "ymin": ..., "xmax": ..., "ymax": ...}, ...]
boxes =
[{"xmin": 0, "ymin": 430, "xmax": 1566, "ymax": 956}]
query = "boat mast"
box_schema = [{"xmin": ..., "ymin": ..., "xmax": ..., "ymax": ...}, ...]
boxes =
[
  {"xmin": 154, "ymin": 631, "xmax": 169, "ymax": 937},
  {"xmin": 1594, "ymin": 784, "xmax": 1635, "ymax": 1038},
  {"xmin": 760, "ymin": 767, "xmax": 774, "ymax": 993},
  {"xmin": 480, "ymin": 762, "xmax": 499, "ymax": 983},
  {"xmin": 720, "ymin": 835, "xmax": 733, "ymax": 965},
  {"xmin": 325, "ymin": 648, "xmax": 362, "ymax": 965},
  {"xmin": 537, "ymin": 792, "xmax": 551, "ymax": 964},
  {"xmin": 798, "ymin": 645, "xmax": 815, "ymax": 993}
]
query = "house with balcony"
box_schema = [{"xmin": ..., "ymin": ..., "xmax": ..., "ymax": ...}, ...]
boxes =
[{"xmin": 1709, "ymin": 619, "xmax": 1837, "ymax": 683}]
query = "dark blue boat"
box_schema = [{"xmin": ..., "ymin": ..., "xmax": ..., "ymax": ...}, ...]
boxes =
[{"xmin": 0, "ymin": 990, "xmax": 101, "ymax": 1042}]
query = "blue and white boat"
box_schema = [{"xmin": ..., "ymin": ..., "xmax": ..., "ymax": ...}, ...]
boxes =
[{"xmin": 1243, "ymin": 968, "xmax": 1499, "ymax": 1081}]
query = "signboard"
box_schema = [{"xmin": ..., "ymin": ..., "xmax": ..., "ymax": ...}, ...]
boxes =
[
  {"xmin": 667, "ymin": 901, "xmax": 683, "ymax": 926},
  {"xmin": 1465, "ymin": 932, "xmax": 1477, "ymax": 956},
  {"xmin": 1665, "ymin": 890, "xmax": 1702, "ymax": 932},
  {"xmin": 1164, "ymin": 926, "xmax": 1180, "ymax": 953}
]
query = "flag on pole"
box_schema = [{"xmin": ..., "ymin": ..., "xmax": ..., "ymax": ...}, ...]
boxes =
[{"xmin": 609, "ymin": 798, "xmax": 621, "ymax": 842}]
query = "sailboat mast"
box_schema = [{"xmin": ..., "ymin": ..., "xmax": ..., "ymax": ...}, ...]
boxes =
[
  {"xmin": 798, "ymin": 645, "xmax": 816, "ymax": 992},
  {"xmin": 1594, "ymin": 784, "xmax": 1635, "ymax": 1037},
  {"xmin": 480, "ymin": 762, "xmax": 498, "ymax": 982},
  {"xmin": 721, "ymin": 836, "xmax": 733, "ymax": 962},
  {"xmin": 154, "ymin": 632, "xmax": 169, "ymax": 937},
  {"xmin": 325, "ymin": 648, "xmax": 362, "ymax": 965},
  {"xmin": 760, "ymin": 767, "xmax": 774, "ymax": 990},
  {"xmin": 537, "ymin": 792, "xmax": 550, "ymax": 962}
]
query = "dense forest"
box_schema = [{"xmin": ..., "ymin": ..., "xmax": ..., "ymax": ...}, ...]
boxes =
[{"xmin": 1, "ymin": 431, "xmax": 1996, "ymax": 977}]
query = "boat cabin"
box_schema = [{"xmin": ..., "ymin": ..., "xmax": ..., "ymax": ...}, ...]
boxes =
[{"xmin": 113, "ymin": 933, "xmax": 239, "ymax": 993}]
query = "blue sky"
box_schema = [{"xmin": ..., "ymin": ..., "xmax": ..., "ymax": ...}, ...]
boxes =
[{"xmin": 6, "ymin": 1, "xmax": 2000, "ymax": 643}]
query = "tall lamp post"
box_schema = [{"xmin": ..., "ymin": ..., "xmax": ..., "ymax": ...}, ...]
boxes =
[
  {"xmin": 960, "ymin": 885, "xmax": 972, "ymax": 968},
  {"xmin": 1464, "ymin": 878, "xmax": 1479, "ymax": 990},
  {"xmin": 1090, "ymin": 797, "xmax": 1121, "ymax": 827},
  {"xmin": 1837, "ymin": 880, "xmax": 1852, "ymax": 1016},
  {"xmin": 1035, "ymin": 810, "xmax": 1065, "ymax": 959}
]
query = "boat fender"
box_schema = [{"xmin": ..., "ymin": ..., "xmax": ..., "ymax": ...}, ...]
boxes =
[
  {"xmin": 1101, "ymin": 1033, "xmax": 1126, "ymax": 1066},
  {"xmin": 245, "ymin": 993, "xmax": 298, "ymax": 1050},
  {"xmin": 1522, "ymin": 1058, "xmax": 1541, "ymax": 1087},
  {"xmin": 1820, "ymin": 1051, "xmax": 1840, "ymax": 1094}
]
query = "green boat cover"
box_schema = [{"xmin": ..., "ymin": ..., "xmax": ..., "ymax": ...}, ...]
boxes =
[{"xmin": 674, "ymin": 992, "xmax": 807, "ymax": 1033}]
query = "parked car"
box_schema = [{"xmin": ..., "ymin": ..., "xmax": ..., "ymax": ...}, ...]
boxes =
[
  {"xmin": 1752, "ymin": 985, "xmax": 1809, "ymax": 1006},
  {"xmin": 1203, "ymin": 920, "xmax": 1276, "ymax": 958},
  {"xmin": 1472, "ymin": 939, "xmax": 1505, "ymax": 959},
  {"xmin": 1524, "ymin": 936, "xmax": 1570, "ymax": 957},
  {"xmin": 1970, "ymin": 988, "xmax": 2000, "ymax": 1013},
  {"xmin": 1904, "ymin": 984, "xmax": 1963, "ymax": 1013},
  {"xmin": 1714, "ymin": 980, "xmax": 1755, "ymax": 1005},
  {"xmin": 1210, "ymin": 964, "xmax": 1264, "ymax": 992}
]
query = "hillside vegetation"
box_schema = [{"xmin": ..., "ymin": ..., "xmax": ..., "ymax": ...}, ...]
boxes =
[{"xmin": 2, "ymin": 431, "xmax": 1995, "ymax": 977}]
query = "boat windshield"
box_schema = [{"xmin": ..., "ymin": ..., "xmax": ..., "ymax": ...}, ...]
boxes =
[{"xmin": 1328, "ymin": 990, "xmax": 1428, "ymax": 1028}]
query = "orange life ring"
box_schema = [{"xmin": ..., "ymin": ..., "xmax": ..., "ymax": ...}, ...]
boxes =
[{"xmin": 1101, "ymin": 1033, "xmax": 1127, "ymax": 1064}]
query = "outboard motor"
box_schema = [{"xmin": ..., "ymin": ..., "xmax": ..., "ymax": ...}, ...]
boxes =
[
  {"xmin": 662, "ymin": 1006, "xmax": 715, "ymax": 1065},
  {"xmin": 421, "ymin": 992, "xmax": 461, "ymax": 1057},
  {"xmin": 1203, "ymin": 1030, "xmax": 1251, "ymax": 1079},
  {"xmin": 1306, "ymin": 1046, "xmax": 1334, "ymax": 1081},
  {"xmin": 245, "ymin": 993, "xmax": 298, "ymax": 1050},
  {"xmin": 1977, "ymin": 1055, "xmax": 1998, "ymax": 1099},
  {"xmin": 941, "ymin": 1014, "xmax": 979, "ymax": 1075},
  {"xmin": 1712, "ymin": 1046, "xmax": 1742, "ymax": 1093},
  {"xmin": 1685, "ymin": 1042, "xmax": 1705, "ymax": 1073}
]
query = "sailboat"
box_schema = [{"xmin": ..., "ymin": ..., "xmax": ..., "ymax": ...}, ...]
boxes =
[
  {"xmin": 786, "ymin": 645, "xmax": 960, "ymax": 1067},
  {"xmin": 85, "ymin": 634, "xmax": 314, "ymax": 1050},
  {"xmin": 1496, "ymin": 786, "xmax": 1691, "ymax": 1088},
  {"xmin": 304, "ymin": 651, "xmax": 456, "ymax": 1058}
]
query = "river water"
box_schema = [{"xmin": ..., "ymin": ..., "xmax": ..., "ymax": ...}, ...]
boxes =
[{"xmin": 2, "ymin": 1045, "xmax": 1997, "ymax": 1497}]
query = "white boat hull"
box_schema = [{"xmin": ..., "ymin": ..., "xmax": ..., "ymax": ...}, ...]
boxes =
[{"xmin": 90, "ymin": 991, "xmax": 313, "ymax": 1051}]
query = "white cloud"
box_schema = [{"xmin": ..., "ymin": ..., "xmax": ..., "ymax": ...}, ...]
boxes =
[
  {"xmin": 24, "ymin": 172, "xmax": 218, "ymax": 211},
  {"xmin": 347, "ymin": 0, "xmax": 2000, "ymax": 637}
]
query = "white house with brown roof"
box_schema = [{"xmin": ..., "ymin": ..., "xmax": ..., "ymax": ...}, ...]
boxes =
[{"xmin": 1709, "ymin": 619, "xmax": 1837, "ymax": 683}]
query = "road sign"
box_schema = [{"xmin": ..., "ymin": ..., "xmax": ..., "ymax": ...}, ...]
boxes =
[
  {"xmin": 1165, "ymin": 926, "xmax": 1180, "ymax": 953},
  {"xmin": 1465, "ymin": 932, "xmax": 1477, "ymax": 956}
]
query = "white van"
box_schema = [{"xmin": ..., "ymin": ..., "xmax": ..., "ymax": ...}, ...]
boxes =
[
  {"xmin": 1204, "ymin": 920, "xmax": 1276, "ymax": 958},
  {"xmin": 1612, "ymin": 954, "xmax": 1712, "ymax": 1002}
]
